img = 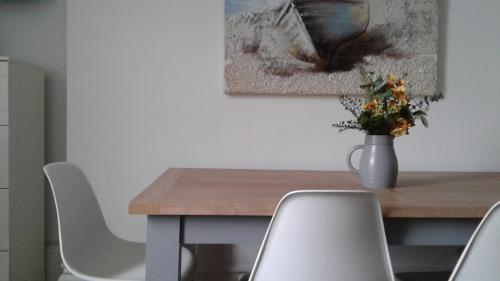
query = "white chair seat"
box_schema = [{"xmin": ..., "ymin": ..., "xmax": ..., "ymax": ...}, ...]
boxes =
[{"xmin": 66, "ymin": 240, "xmax": 193, "ymax": 281}]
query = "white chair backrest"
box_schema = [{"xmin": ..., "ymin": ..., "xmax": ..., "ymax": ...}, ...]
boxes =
[
  {"xmin": 249, "ymin": 190, "xmax": 394, "ymax": 281},
  {"xmin": 44, "ymin": 162, "xmax": 114, "ymax": 274},
  {"xmin": 449, "ymin": 201, "xmax": 500, "ymax": 281}
]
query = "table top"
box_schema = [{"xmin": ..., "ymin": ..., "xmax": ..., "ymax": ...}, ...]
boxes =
[{"xmin": 129, "ymin": 168, "xmax": 500, "ymax": 218}]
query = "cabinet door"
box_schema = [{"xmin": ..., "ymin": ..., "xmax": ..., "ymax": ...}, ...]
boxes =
[
  {"xmin": 0, "ymin": 251, "xmax": 8, "ymax": 281},
  {"xmin": 0, "ymin": 61, "xmax": 6, "ymax": 76},
  {"xmin": 0, "ymin": 127, "xmax": 7, "ymax": 188},
  {"xmin": 0, "ymin": 72, "xmax": 7, "ymax": 126},
  {"xmin": 0, "ymin": 190, "xmax": 7, "ymax": 251}
]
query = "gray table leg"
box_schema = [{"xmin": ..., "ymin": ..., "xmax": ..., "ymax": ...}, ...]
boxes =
[{"xmin": 146, "ymin": 216, "xmax": 181, "ymax": 281}]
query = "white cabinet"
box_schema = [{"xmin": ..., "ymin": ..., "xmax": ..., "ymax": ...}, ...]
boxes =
[
  {"xmin": 0, "ymin": 127, "xmax": 7, "ymax": 188},
  {"xmin": 0, "ymin": 71, "xmax": 8, "ymax": 126},
  {"xmin": 0, "ymin": 252, "xmax": 8, "ymax": 281},
  {"xmin": 0, "ymin": 57, "xmax": 44, "ymax": 281},
  {"xmin": 0, "ymin": 189, "xmax": 8, "ymax": 250}
]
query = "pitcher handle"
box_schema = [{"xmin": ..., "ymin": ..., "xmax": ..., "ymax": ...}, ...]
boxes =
[{"xmin": 347, "ymin": 145, "xmax": 364, "ymax": 176}]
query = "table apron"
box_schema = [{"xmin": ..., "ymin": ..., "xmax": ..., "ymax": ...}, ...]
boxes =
[{"xmin": 182, "ymin": 216, "xmax": 480, "ymax": 246}]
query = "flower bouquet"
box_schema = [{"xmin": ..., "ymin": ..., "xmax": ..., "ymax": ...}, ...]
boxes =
[
  {"xmin": 333, "ymin": 68, "xmax": 443, "ymax": 137},
  {"xmin": 333, "ymin": 68, "xmax": 443, "ymax": 136},
  {"xmin": 334, "ymin": 68, "xmax": 443, "ymax": 188}
]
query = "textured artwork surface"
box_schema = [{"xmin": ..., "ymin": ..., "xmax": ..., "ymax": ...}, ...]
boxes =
[{"xmin": 224, "ymin": 0, "xmax": 438, "ymax": 95}]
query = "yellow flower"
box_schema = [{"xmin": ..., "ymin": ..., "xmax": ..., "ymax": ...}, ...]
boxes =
[
  {"xmin": 391, "ymin": 86, "xmax": 408, "ymax": 101},
  {"xmin": 391, "ymin": 85, "xmax": 406, "ymax": 94},
  {"xmin": 388, "ymin": 105, "xmax": 397, "ymax": 113},
  {"xmin": 398, "ymin": 97, "xmax": 408, "ymax": 106},
  {"xmin": 387, "ymin": 74, "xmax": 397, "ymax": 82},
  {"xmin": 390, "ymin": 118, "xmax": 410, "ymax": 137},
  {"xmin": 388, "ymin": 99, "xmax": 400, "ymax": 113}
]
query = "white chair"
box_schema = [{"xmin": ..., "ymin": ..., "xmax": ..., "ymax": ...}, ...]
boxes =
[
  {"xmin": 44, "ymin": 162, "xmax": 195, "ymax": 281},
  {"xmin": 448, "ymin": 201, "xmax": 500, "ymax": 281},
  {"xmin": 248, "ymin": 190, "xmax": 395, "ymax": 281}
]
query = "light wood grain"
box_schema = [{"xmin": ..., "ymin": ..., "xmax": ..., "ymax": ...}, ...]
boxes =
[{"xmin": 129, "ymin": 169, "xmax": 500, "ymax": 218}]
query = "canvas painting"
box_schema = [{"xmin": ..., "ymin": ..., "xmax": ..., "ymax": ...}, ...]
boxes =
[{"xmin": 224, "ymin": 0, "xmax": 438, "ymax": 95}]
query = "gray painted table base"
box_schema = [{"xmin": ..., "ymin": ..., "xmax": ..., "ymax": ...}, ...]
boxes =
[{"xmin": 145, "ymin": 216, "xmax": 480, "ymax": 281}]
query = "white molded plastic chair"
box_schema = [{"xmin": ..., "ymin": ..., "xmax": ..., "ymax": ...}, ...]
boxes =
[
  {"xmin": 248, "ymin": 190, "xmax": 395, "ymax": 281},
  {"xmin": 44, "ymin": 162, "xmax": 195, "ymax": 281},
  {"xmin": 448, "ymin": 201, "xmax": 500, "ymax": 281}
]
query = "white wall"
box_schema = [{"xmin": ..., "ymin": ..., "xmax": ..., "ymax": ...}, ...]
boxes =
[
  {"xmin": 67, "ymin": 0, "xmax": 500, "ymax": 277},
  {"xmin": 0, "ymin": 1, "xmax": 66, "ymax": 280},
  {"xmin": 68, "ymin": 0, "xmax": 500, "ymax": 242}
]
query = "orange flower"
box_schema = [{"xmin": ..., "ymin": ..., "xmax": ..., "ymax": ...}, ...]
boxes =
[
  {"xmin": 392, "ymin": 90, "xmax": 403, "ymax": 99},
  {"xmin": 391, "ymin": 85, "xmax": 406, "ymax": 94},
  {"xmin": 392, "ymin": 85, "xmax": 407, "ymax": 103},
  {"xmin": 391, "ymin": 118, "xmax": 410, "ymax": 137},
  {"xmin": 361, "ymin": 99, "xmax": 378, "ymax": 111}
]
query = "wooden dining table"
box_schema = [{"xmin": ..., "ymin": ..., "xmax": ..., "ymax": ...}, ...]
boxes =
[{"xmin": 129, "ymin": 168, "xmax": 500, "ymax": 281}]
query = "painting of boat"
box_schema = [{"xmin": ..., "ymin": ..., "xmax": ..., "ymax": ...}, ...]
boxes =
[{"xmin": 224, "ymin": 0, "xmax": 438, "ymax": 95}]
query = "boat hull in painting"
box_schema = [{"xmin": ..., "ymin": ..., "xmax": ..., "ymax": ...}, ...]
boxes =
[
  {"xmin": 292, "ymin": 0, "xmax": 370, "ymax": 70},
  {"xmin": 272, "ymin": 0, "xmax": 370, "ymax": 71}
]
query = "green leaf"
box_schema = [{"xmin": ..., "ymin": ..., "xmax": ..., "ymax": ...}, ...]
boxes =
[
  {"xmin": 372, "ymin": 78, "xmax": 385, "ymax": 92},
  {"xmin": 398, "ymin": 106, "xmax": 414, "ymax": 126},
  {"xmin": 413, "ymin": 110, "xmax": 427, "ymax": 117},
  {"xmin": 420, "ymin": 116, "xmax": 429, "ymax": 127}
]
